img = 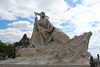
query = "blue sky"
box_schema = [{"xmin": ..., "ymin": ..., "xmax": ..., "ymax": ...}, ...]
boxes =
[{"xmin": 0, "ymin": 0, "xmax": 100, "ymax": 58}]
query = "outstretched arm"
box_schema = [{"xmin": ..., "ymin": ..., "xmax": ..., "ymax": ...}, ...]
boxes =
[{"xmin": 34, "ymin": 12, "xmax": 41, "ymax": 17}]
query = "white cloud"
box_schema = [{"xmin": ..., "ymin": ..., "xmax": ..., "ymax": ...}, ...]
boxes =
[
  {"xmin": 0, "ymin": 7, "xmax": 17, "ymax": 20},
  {"xmin": 72, "ymin": 0, "xmax": 78, "ymax": 3},
  {"xmin": 88, "ymin": 44, "xmax": 100, "ymax": 58},
  {"xmin": 82, "ymin": 0, "xmax": 100, "ymax": 6},
  {"xmin": 0, "ymin": 0, "xmax": 69, "ymax": 20},
  {"xmin": 8, "ymin": 20, "xmax": 33, "ymax": 30},
  {"xmin": 0, "ymin": 28, "xmax": 32, "ymax": 43},
  {"xmin": 65, "ymin": 1, "xmax": 100, "ymax": 40},
  {"xmin": 0, "ymin": 20, "xmax": 34, "ymax": 43},
  {"xmin": 0, "ymin": 28, "xmax": 23, "ymax": 42}
]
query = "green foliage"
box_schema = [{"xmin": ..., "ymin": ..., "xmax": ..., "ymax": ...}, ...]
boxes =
[
  {"xmin": 0, "ymin": 40, "xmax": 15, "ymax": 58},
  {"xmin": 0, "ymin": 40, "xmax": 6, "ymax": 53},
  {"xmin": 6, "ymin": 44, "xmax": 15, "ymax": 58}
]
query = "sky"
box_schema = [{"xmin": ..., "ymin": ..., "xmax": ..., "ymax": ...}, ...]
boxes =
[{"xmin": 0, "ymin": 0, "xmax": 100, "ymax": 58}]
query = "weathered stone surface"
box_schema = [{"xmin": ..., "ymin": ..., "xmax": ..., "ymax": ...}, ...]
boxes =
[
  {"xmin": 18, "ymin": 48, "xmax": 37, "ymax": 57},
  {"xmin": 15, "ymin": 28, "xmax": 92, "ymax": 64},
  {"xmin": 0, "ymin": 64, "xmax": 90, "ymax": 67},
  {"xmin": 0, "ymin": 12, "xmax": 92, "ymax": 65}
]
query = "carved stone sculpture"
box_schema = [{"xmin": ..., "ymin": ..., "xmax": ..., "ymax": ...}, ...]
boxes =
[
  {"xmin": 22, "ymin": 12, "xmax": 91, "ymax": 64},
  {"xmin": 0, "ymin": 12, "xmax": 92, "ymax": 64}
]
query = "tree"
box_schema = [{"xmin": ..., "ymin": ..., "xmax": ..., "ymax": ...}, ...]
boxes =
[
  {"xmin": 0, "ymin": 40, "xmax": 16, "ymax": 58},
  {"xmin": 6, "ymin": 44, "xmax": 15, "ymax": 58},
  {"xmin": 0, "ymin": 40, "xmax": 6, "ymax": 53}
]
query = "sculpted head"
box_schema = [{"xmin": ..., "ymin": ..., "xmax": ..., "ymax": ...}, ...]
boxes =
[{"xmin": 41, "ymin": 12, "xmax": 45, "ymax": 19}]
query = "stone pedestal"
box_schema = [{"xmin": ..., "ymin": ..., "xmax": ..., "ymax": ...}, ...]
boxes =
[{"xmin": 0, "ymin": 64, "xmax": 90, "ymax": 67}]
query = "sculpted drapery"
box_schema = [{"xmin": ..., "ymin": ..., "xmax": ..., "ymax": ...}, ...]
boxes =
[{"xmin": 30, "ymin": 12, "xmax": 70, "ymax": 49}]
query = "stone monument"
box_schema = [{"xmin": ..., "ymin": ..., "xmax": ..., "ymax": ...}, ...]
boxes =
[{"xmin": 0, "ymin": 12, "xmax": 92, "ymax": 66}]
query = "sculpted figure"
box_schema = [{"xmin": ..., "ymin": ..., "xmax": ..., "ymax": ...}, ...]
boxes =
[
  {"xmin": 29, "ymin": 12, "xmax": 70, "ymax": 49},
  {"xmin": 1, "ymin": 12, "xmax": 92, "ymax": 64}
]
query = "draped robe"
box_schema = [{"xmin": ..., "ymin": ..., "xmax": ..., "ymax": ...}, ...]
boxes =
[{"xmin": 29, "ymin": 17, "xmax": 70, "ymax": 49}]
